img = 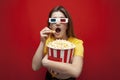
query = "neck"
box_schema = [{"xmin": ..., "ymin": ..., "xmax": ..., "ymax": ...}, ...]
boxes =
[
  {"xmin": 63, "ymin": 36, "xmax": 68, "ymax": 40},
  {"xmin": 57, "ymin": 35, "xmax": 68, "ymax": 40}
]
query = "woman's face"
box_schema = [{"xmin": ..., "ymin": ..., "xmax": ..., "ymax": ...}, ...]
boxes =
[{"xmin": 49, "ymin": 11, "xmax": 68, "ymax": 39}]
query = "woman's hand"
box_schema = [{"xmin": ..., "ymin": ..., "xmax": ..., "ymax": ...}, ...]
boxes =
[
  {"xmin": 40, "ymin": 27, "xmax": 55, "ymax": 43},
  {"xmin": 42, "ymin": 54, "xmax": 59, "ymax": 77}
]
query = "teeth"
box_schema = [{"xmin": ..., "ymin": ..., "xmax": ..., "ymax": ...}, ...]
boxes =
[{"xmin": 55, "ymin": 28, "xmax": 61, "ymax": 33}]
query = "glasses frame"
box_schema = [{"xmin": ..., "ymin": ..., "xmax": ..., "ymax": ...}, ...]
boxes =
[{"xmin": 49, "ymin": 18, "xmax": 68, "ymax": 23}]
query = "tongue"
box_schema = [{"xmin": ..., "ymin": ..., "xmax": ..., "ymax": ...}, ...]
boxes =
[{"xmin": 55, "ymin": 28, "xmax": 61, "ymax": 33}]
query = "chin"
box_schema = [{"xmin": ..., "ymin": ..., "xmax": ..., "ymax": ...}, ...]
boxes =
[{"xmin": 54, "ymin": 35, "xmax": 62, "ymax": 39}]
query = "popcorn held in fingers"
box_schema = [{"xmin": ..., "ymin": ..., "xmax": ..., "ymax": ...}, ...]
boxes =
[{"xmin": 51, "ymin": 30, "xmax": 55, "ymax": 33}]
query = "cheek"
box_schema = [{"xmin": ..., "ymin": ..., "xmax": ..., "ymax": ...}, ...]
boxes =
[
  {"xmin": 49, "ymin": 24, "xmax": 52, "ymax": 28},
  {"xmin": 61, "ymin": 26, "xmax": 67, "ymax": 34},
  {"xmin": 62, "ymin": 24, "xmax": 68, "ymax": 31},
  {"xmin": 49, "ymin": 24, "xmax": 54, "ymax": 29}
]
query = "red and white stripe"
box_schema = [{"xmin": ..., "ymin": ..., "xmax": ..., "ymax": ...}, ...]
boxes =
[{"xmin": 48, "ymin": 48, "xmax": 74, "ymax": 63}]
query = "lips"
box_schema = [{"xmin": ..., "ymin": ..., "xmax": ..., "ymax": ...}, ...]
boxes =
[{"xmin": 55, "ymin": 28, "xmax": 61, "ymax": 33}]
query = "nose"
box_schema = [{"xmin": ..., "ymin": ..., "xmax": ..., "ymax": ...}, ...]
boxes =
[
  {"xmin": 55, "ymin": 21, "xmax": 61, "ymax": 27},
  {"xmin": 56, "ymin": 21, "xmax": 61, "ymax": 24},
  {"xmin": 55, "ymin": 23, "xmax": 61, "ymax": 27}
]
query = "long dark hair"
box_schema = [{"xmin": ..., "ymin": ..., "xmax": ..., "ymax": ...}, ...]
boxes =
[{"xmin": 47, "ymin": 5, "xmax": 75, "ymax": 38}]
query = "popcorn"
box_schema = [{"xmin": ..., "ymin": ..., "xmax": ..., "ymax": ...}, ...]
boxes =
[
  {"xmin": 47, "ymin": 39, "xmax": 75, "ymax": 50},
  {"xmin": 47, "ymin": 39, "xmax": 76, "ymax": 63},
  {"xmin": 51, "ymin": 30, "xmax": 55, "ymax": 33}
]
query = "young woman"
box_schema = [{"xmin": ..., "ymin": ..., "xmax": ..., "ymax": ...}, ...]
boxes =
[{"xmin": 32, "ymin": 5, "xmax": 84, "ymax": 80}]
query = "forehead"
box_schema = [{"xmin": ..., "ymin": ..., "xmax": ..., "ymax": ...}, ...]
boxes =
[{"xmin": 51, "ymin": 11, "xmax": 65, "ymax": 18}]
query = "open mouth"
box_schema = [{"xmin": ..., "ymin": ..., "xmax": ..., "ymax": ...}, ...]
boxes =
[{"xmin": 55, "ymin": 28, "xmax": 61, "ymax": 33}]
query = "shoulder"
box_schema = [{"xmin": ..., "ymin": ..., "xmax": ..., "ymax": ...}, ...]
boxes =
[
  {"xmin": 68, "ymin": 37, "xmax": 84, "ymax": 57},
  {"xmin": 68, "ymin": 37, "xmax": 83, "ymax": 44}
]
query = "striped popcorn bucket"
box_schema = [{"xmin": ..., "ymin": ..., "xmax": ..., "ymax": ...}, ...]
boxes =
[{"xmin": 48, "ymin": 48, "xmax": 74, "ymax": 63}]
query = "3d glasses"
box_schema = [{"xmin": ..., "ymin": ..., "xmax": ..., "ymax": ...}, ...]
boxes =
[{"xmin": 49, "ymin": 18, "xmax": 68, "ymax": 23}]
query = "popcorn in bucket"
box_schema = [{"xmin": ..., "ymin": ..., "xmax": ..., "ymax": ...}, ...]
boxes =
[{"xmin": 47, "ymin": 40, "xmax": 75, "ymax": 63}]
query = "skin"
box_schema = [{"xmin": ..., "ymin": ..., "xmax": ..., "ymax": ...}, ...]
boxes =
[
  {"xmin": 32, "ymin": 11, "xmax": 83, "ymax": 79},
  {"xmin": 49, "ymin": 11, "xmax": 68, "ymax": 40}
]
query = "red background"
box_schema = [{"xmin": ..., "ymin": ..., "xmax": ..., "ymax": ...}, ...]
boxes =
[{"xmin": 0, "ymin": 0, "xmax": 120, "ymax": 80}]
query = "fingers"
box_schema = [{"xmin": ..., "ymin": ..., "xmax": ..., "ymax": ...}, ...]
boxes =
[
  {"xmin": 40, "ymin": 27, "xmax": 55, "ymax": 41},
  {"xmin": 50, "ymin": 69, "xmax": 59, "ymax": 77},
  {"xmin": 41, "ymin": 27, "xmax": 54, "ymax": 35}
]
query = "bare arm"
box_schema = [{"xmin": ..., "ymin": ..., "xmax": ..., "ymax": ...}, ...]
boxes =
[
  {"xmin": 32, "ymin": 41, "xmax": 45, "ymax": 71},
  {"xmin": 42, "ymin": 54, "xmax": 83, "ymax": 78},
  {"xmin": 32, "ymin": 27, "xmax": 53, "ymax": 71}
]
